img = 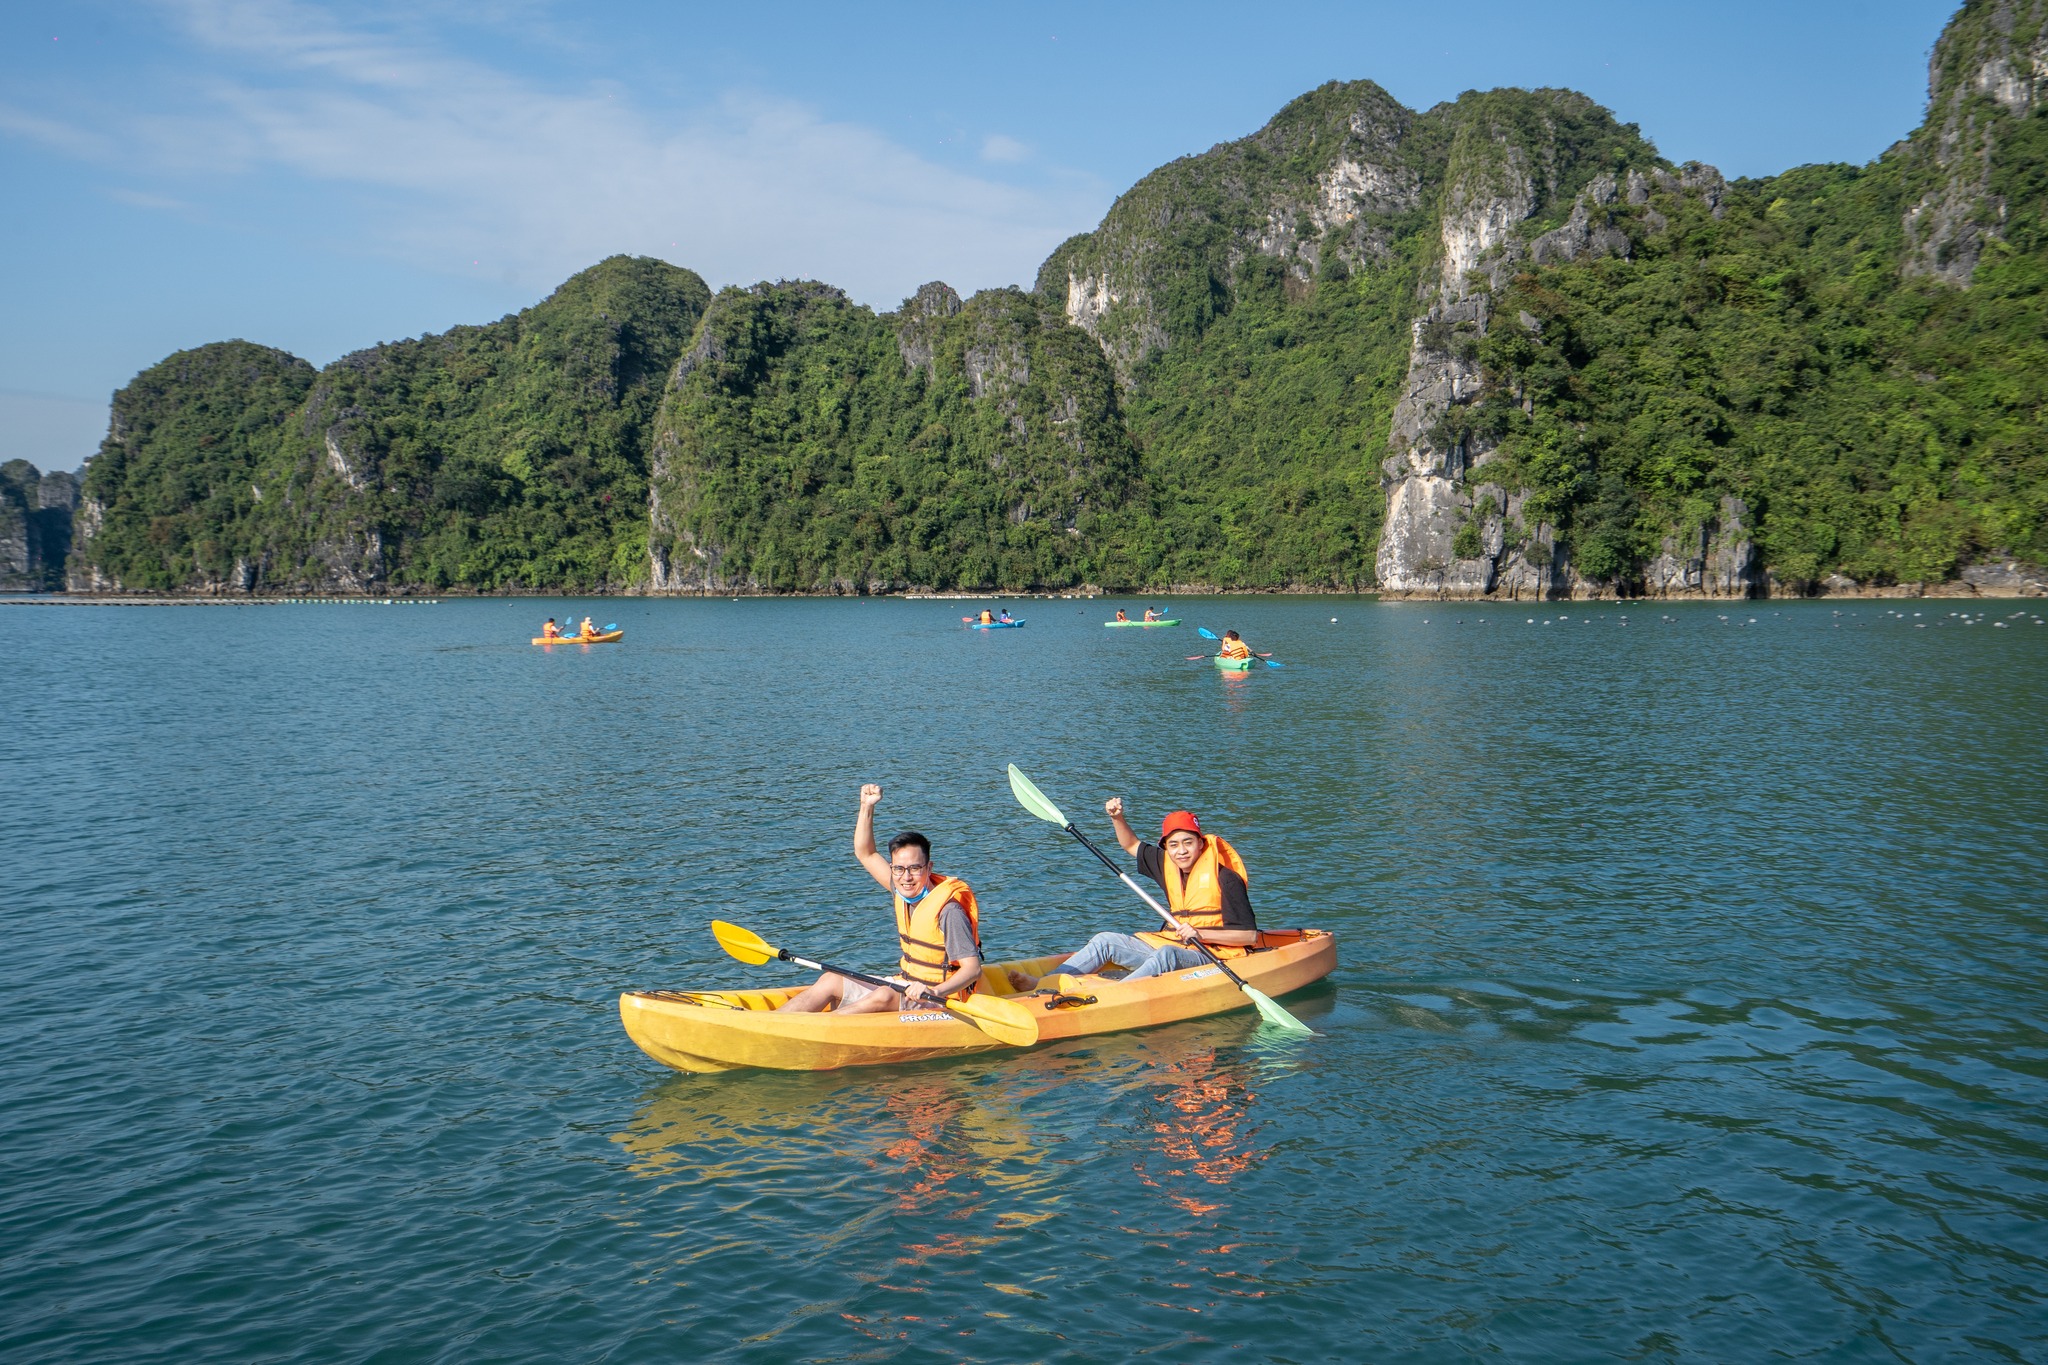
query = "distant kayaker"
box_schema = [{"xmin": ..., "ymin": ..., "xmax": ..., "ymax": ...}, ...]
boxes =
[
  {"xmin": 979, "ymin": 608, "xmax": 995, "ymax": 625},
  {"xmin": 1046, "ymin": 801, "xmax": 1256, "ymax": 983},
  {"xmin": 579, "ymin": 616, "xmax": 598, "ymax": 638},
  {"xmin": 1115, "ymin": 608, "xmax": 1130, "ymax": 622},
  {"xmin": 997, "ymin": 609, "xmax": 1014, "ymax": 624},
  {"xmin": 1218, "ymin": 630, "xmax": 1253, "ymax": 661},
  {"xmin": 541, "ymin": 618, "xmax": 561, "ymax": 640},
  {"xmin": 777, "ymin": 784, "xmax": 984, "ymax": 1014},
  {"xmin": 1143, "ymin": 607, "xmax": 1163, "ymax": 622}
]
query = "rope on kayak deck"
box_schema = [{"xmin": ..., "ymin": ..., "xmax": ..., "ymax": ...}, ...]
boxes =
[{"xmin": 1028, "ymin": 988, "xmax": 1098, "ymax": 1010}]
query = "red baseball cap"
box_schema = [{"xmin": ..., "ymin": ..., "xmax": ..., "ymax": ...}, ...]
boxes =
[{"xmin": 1159, "ymin": 810, "xmax": 1202, "ymax": 839}]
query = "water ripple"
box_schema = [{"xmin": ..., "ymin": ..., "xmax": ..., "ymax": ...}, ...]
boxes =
[{"xmin": 2, "ymin": 598, "xmax": 2044, "ymax": 1360}]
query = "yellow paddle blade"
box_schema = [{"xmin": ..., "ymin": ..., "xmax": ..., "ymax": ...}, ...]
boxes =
[
  {"xmin": 710, "ymin": 919, "xmax": 777, "ymax": 966},
  {"xmin": 949, "ymin": 992, "xmax": 1039, "ymax": 1047}
]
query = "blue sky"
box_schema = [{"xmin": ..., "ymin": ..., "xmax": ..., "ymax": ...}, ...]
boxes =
[{"xmin": 2, "ymin": 0, "xmax": 1961, "ymax": 471}]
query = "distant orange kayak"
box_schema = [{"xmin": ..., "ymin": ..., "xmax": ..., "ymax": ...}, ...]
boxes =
[{"xmin": 532, "ymin": 630, "xmax": 623, "ymax": 645}]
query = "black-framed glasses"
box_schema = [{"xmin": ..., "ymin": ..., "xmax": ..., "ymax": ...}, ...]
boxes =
[{"xmin": 889, "ymin": 862, "xmax": 929, "ymax": 877}]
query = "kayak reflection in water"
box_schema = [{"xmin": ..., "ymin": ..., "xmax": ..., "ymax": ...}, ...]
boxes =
[
  {"xmin": 1044, "ymin": 800, "xmax": 1257, "ymax": 985},
  {"xmin": 777, "ymin": 783, "xmax": 986, "ymax": 1015}
]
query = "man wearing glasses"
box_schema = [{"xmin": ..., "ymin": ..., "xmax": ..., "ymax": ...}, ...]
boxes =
[{"xmin": 776, "ymin": 783, "xmax": 984, "ymax": 1014}]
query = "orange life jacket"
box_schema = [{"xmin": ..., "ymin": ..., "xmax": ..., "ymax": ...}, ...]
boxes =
[
  {"xmin": 1138, "ymin": 835, "xmax": 1251, "ymax": 959},
  {"xmin": 1219, "ymin": 638, "xmax": 1251, "ymax": 659},
  {"xmin": 542, "ymin": 623, "xmax": 559, "ymax": 638},
  {"xmin": 895, "ymin": 874, "xmax": 982, "ymax": 994},
  {"xmin": 980, "ymin": 610, "xmax": 994, "ymax": 624}
]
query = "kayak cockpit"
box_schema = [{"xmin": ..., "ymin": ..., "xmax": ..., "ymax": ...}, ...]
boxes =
[{"xmin": 630, "ymin": 954, "xmax": 1071, "ymax": 1015}]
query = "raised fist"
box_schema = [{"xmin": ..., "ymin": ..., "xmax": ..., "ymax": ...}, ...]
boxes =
[
  {"xmin": 1104, "ymin": 796, "xmax": 1125, "ymax": 819},
  {"xmin": 860, "ymin": 783, "xmax": 883, "ymax": 809}
]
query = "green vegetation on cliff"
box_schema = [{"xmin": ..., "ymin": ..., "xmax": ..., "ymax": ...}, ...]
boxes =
[
  {"xmin": 647, "ymin": 282, "xmax": 1138, "ymax": 592},
  {"xmin": 1469, "ymin": 113, "xmax": 2047, "ymax": 587},
  {"xmin": 1115, "ymin": 255, "xmax": 1417, "ymax": 587},
  {"xmin": 73, "ymin": 342, "xmax": 316, "ymax": 590},
  {"xmin": 62, "ymin": 3, "xmax": 2048, "ymax": 595},
  {"xmin": 75, "ymin": 257, "xmax": 708, "ymax": 593}
]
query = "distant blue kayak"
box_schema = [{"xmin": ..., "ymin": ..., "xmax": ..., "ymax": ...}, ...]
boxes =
[{"xmin": 968, "ymin": 619, "xmax": 1025, "ymax": 629}]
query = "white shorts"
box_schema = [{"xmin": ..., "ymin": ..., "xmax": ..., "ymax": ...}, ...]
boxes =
[{"xmin": 837, "ymin": 974, "xmax": 908, "ymax": 1006}]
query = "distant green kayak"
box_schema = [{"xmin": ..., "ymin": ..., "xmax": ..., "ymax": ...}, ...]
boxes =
[
  {"xmin": 1105, "ymin": 618, "xmax": 1180, "ymax": 628},
  {"xmin": 1213, "ymin": 655, "xmax": 1255, "ymax": 671}
]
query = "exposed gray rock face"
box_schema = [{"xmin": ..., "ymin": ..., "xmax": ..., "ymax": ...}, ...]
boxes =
[
  {"xmin": 896, "ymin": 282, "xmax": 962, "ymax": 374},
  {"xmin": 0, "ymin": 497, "xmax": 26, "ymax": 590},
  {"xmin": 1640, "ymin": 497, "xmax": 1759, "ymax": 598},
  {"xmin": 1902, "ymin": 0, "xmax": 2048, "ymax": 283},
  {"xmin": 1704, "ymin": 497, "xmax": 1759, "ymax": 596},
  {"xmin": 0, "ymin": 462, "xmax": 78, "ymax": 591},
  {"xmin": 1377, "ymin": 148, "xmax": 1726, "ymax": 597},
  {"xmin": 1527, "ymin": 174, "xmax": 1634, "ymax": 267},
  {"xmin": 1038, "ymin": 80, "xmax": 1420, "ymax": 388},
  {"xmin": 300, "ymin": 381, "xmax": 376, "ymax": 495},
  {"xmin": 38, "ymin": 470, "xmax": 78, "ymax": 513},
  {"xmin": 1961, "ymin": 558, "xmax": 2048, "ymax": 595}
]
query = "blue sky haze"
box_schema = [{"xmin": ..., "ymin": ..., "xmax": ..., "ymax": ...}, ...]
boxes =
[{"xmin": 0, "ymin": 0, "xmax": 1960, "ymax": 470}]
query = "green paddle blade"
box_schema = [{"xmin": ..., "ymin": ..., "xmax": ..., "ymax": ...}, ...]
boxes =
[
  {"xmin": 1006, "ymin": 764, "xmax": 1069, "ymax": 827},
  {"xmin": 710, "ymin": 919, "xmax": 777, "ymax": 966},
  {"xmin": 1244, "ymin": 984, "xmax": 1315, "ymax": 1035},
  {"xmin": 949, "ymin": 992, "xmax": 1040, "ymax": 1047}
]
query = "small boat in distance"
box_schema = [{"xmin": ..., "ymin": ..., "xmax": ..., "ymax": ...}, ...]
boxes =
[{"xmin": 533, "ymin": 630, "xmax": 624, "ymax": 645}]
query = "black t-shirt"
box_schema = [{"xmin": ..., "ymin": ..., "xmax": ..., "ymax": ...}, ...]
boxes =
[{"xmin": 1134, "ymin": 842, "xmax": 1256, "ymax": 931}]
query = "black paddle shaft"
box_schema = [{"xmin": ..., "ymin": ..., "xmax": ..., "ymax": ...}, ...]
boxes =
[
  {"xmin": 1058, "ymin": 822, "xmax": 1255, "ymax": 992},
  {"xmin": 777, "ymin": 948, "xmax": 954, "ymax": 1004}
]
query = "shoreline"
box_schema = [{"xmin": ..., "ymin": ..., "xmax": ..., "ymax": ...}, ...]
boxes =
[{"xmin": 9, "ymin": 580, "xmax": 2045, "ymax": 606}]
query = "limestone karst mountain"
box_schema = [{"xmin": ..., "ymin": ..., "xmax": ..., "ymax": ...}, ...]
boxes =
[
  {"xmin": 0, "ymin": 461, "xmax": 78, "ymax": 591},
  {"xmin": 62, "ymin": 1, "xmax": 2048, "ymax": 597}
]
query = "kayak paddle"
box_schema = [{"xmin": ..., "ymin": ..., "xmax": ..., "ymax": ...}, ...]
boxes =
[
  {"xmin": 1196, "ymin": 627, "xmax": 1283, "ymax": 668},
  {"xmin": 1003, "ymin": 765, "xmax": 1314, "ymax": 1036},
  {"xmin": 709, "ymin": 920, "xmax": 1039, "ymax": 1047}
]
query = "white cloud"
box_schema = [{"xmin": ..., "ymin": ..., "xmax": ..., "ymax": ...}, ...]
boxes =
[
  {"xmin": 980, "ymin": 134, "xmax": 1031, "ymax": 164},
  {"xmin": 104, "ymin": 187, "xmax": 195, "ymax": 212},
  {"xmin": 20, "ymin": 0, "xmax": 1108, "ymax": 307},
  {"xmin": 0, "ymin": 102, "xmax": 113, "ymax": 159}
]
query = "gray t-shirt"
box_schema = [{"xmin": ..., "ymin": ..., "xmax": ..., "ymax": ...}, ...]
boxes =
[{"xmin": 934, "ymin": 900, "xmax": 980, "ymax": 964}]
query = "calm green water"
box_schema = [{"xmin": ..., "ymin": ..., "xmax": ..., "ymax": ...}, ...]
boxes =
[{"xmin": 4, "ymin": 596, "xmax": 2046, "ymax": 1362}]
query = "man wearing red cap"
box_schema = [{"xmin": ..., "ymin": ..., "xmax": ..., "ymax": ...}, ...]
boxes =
[{"xmin": 1045, "ymin": 798, "xmax": 1258, "ymax": 983}]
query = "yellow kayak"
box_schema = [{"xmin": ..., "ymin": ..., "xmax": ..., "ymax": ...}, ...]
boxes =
[
  {"xmin": 619, "ymin": 929, "xmax": 1335, "ymax": 1073},
  {"xmin": 532, "ymin": 630, "xmax": 623, "ymax": 645}
]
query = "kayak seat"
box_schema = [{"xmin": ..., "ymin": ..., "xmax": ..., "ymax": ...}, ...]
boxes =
[{"xmin": 977, "ymin": 954, "xmax": 1072, "ymax": 997}]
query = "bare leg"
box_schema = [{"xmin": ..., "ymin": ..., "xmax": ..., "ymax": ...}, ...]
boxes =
[
  {"xmin": 777, "ymin": 972, "xmax": 858, "ymax": 1013},
  {"xmin": 833, "ymin": 982, "xmax": 908, "ymax": 1015}
]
